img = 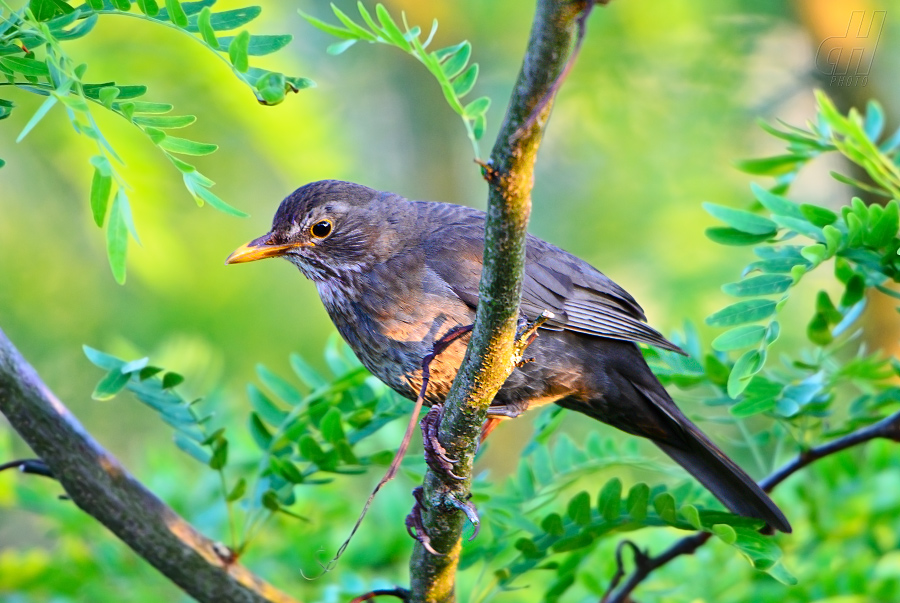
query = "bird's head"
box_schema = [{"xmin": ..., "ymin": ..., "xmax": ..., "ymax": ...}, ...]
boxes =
[{"xmin": 226, "ymin": 180, "xmax": 403, "ymax": 281}]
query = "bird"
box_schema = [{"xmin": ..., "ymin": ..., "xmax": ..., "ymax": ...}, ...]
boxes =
[{"xmin": 226, "ymin": 179, "xmax": 791, "ymax": 533}]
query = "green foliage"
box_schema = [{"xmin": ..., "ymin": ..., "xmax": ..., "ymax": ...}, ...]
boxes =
[
  {"xmin": 703, "ymin": 92, "xmax": 900, "ymax": 397},
  {"xmin": 84, "ymin": 335, "xmax": 406, "ymax": 553},
  {"xmin": 299, "ymin": 2, "xmax": 491, "ymax": 158},
  {"xmin": 0, "ymin": 0, "xmax": 310, "ymax": 282}
]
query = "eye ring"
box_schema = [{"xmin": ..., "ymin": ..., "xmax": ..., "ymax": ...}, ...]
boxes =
[{"xmin": 310, "ymin": 219, "xmax": 333, "ymax": 239}]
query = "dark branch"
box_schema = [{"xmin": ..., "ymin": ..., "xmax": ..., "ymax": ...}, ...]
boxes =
[
  {"xmin": 0, "ymin": 327, "xmax": 301, "ymax": 603},
  {"xmin": 602, "ymin": 409, "xmax": 900, "ymax": 603},
  {"xmin": 408, "ymin": 1, "xmax": 596, "ymax": 601}
]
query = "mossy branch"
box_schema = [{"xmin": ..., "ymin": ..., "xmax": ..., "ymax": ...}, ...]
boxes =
[
  {"xmin": 0, "ymin": 327, "xmax": 300, "ymax": 603},
  {"xmin": 407, "ymin": 1, "xmax": 596, "ymax": 601}
]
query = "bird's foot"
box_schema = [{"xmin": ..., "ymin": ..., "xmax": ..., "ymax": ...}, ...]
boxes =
[
  {"xmin": 405, "ymin": 486, "xmax": 442, "ymax": 556},
  {"xmin": 421, "ymin": 404, "xmax": 463, "ymax": 480},
  {"xmin": 447, "ymin": 494, "xmax": 480, "ymax": 541},
  {"xmin": 512, "ymin": 310, "xmax": 554, "ymax": 367}
]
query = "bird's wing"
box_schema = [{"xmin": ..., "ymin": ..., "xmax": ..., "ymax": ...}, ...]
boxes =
[{"xmin": 418, "ymin": 202, "xmax": 684, "ymax": 354}]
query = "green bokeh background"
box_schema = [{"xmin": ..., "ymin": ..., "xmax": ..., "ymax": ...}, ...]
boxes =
[{"xmin": 2, "ymin": 0, "xmax": 899, "ymax": 601}]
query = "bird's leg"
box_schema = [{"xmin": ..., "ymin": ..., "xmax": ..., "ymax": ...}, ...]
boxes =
[
  {"xmin": 405, "ymin": 486, "xmax": 441, "ymax": 556},
  {"xmin": 416, "ymin": 324, "xmax": 474, "ymax": 481},
  {"xmin": 421, "ymin": 404, "xmax": 463, "ymax": 480},
  {"xmin": 329, "ymin": 324, "xmax": 473, "ymax": 564}
]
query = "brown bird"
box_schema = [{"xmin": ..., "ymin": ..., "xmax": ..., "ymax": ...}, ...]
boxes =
[{"xmin": 226, "ymin": 180, "xmax": 791, "ymax": 533}]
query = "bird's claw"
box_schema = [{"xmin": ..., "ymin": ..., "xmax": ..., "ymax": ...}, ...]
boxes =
[
  {"xmin": 512, "ymin": 310, "xmax": 554, "ymax": 366},
  {"xmin": 406, "ymin": 486, "xmax": 442, "ymax": 556},
  {"xmin": 448, "ymin": 495, "xmax": 481, "ymax": 541},
  {"xmin": 421, "ymin": 404, "xmax": 463, "ymax": 480}
]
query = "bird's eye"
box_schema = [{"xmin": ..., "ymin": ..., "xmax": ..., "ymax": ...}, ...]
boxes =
[{"xmin": 310, "ymin": 219, "xmax": 333, "ymax": 239}]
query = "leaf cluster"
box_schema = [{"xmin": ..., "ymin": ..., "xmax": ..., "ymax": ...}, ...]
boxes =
[
  {"xmin": 299, "ymin": 2, "xmax": 491, "ymax": 158},
  {"xmin": 84, "ymin": 335, "xmax": 407, "ymax": 554},
  {"xmin": 702, "ymin": 92, "xmax": 900, "ymax": 398},
  {"xmin": 1, "ymin": 0, "xmax": 309, "ymax": 282}
]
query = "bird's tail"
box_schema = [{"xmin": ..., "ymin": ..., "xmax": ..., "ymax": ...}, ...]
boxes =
[{"xmin": 654, "ymin": 424, "xmax": 791, "ymax": 533}]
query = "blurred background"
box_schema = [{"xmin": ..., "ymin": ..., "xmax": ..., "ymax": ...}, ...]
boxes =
[{"xmin": 1, "ymin": 0, "xmax": 899, "ymax": 601}]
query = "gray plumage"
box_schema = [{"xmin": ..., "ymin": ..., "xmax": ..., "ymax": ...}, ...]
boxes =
[{"xmin": 250, "ymin": 179, "xmax": 791, "ymax": 533}]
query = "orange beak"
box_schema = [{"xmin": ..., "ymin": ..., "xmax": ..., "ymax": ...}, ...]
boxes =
[{"xmin": 225, "ymin": 234, "xmax": 308, "ymax": 264}]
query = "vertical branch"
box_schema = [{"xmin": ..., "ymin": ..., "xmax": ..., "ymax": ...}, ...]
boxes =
[{"xmin": 408, "ymin": 1, "xmax": 595, "ymax": 601}]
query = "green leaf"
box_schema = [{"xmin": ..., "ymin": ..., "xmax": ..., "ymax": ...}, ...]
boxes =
[
  {"xmin": 750, "ymin": 183, "xmax": 804, "ymax": 219},
  {"xmin": 261, "ymin": 489, "xmax": 280, "ymax": 511},
  {"xmin": 721, "ymin": 275, "xmax": 792, "ymax": 297},
  {"xmin": 374, "ymin": 3, "xmax": 409, "ymax": 51},
  {"xmin": 598, "ymin": 478, "xmax": 622, "ymax": 522},
  {"xmin": 703, "ymin": 203, "xmax": 777, "ymax": 235},
  {"xmin": 189, "ymin": 184, "xmax": 248, "ymax": 217},
  {"xmin": 841, "ymin": 273, "xmax": 865, "ymax": 308},
  {"xmin": 868, "ymin": 199, "xmax": 899, "ymax": 248},
  {"xmin": 89, "ymin": 160, "xmax": 113, "ymax": 227},
  {"xmin": 256, "ymin": 364, "xmax": 302, "ymax": 405},
  {"xmin": 196, "ymin": 7, "xmax": 218, "ymax": 46},
  {"xmin": 330, "ymin": 4, "xmax": 377, "ymax": 40},
  {"xmin": 226, "ymin": 477, "xmax": 246, "ymax": 502},
  {"xmin": 174, "ymin": 432, "xmax": 211, "ymax": 464},
  {"xmin": 298, "ymin": 9, "xmax": 359, "ymax": 40},
  {"xmin": 653, "ymin": 492, "xmax": 677, "ymax": 524},
  {"xmin": 706, "ymin": 300, "xmax": 777, "ymax": 327},
  {"xmin": 566, "ymin": 491, "xmax": 591, "ymax": 526},
  {"xmin": 441, "ymin": 41, "xmax": 471, "ymax": 79},
  {"xmin": 132, "ymin": 114, "xmax": 196, "ymax": 128},
  {"xmin": 734, "ymin": 155, "xmax": 803, "ymax": 176},
  {"xmin": 83, "ymin": 346, "xmax": 125, "ymax": 370},
  {"xmin": 463, "ymin": 96, "xmax": 490, "ymax": 118},
  {"xmin": 17, "ymin": 95, "xmax": 57, "ymax": 142},
  {"xmin": 540, "ymin": 513, "xmax": 565, "ymax": 536},
  {"xmin": 320, "ymin": 407, "xmax": 346, "ymax": 444},
  {"xmin": 712, "ymin": 523, "xmax": 737, "ymax": 544},
  {"xmin": 162, "ymin": 372, "xmax": 184, "ymax": 389},
  {"xmin": 271, "ymin": 458, "xmax": 304, "ymax": 483},
  {"xmin": 248, "ymin": 412, "xmax": 273, "ymax": 450},
  {"xmin": 800, "ymin": 203, "xmax": 837, "ymax": 227},
  {"xmin": 711, "ymin": 325, "xmax": 767, "ymax": 352},
  {"xmin": 627, "ymin": 483, "xmax": 649, "ymax": 521},
  {"xmin": 218, "ymin": 33, "xmax": 291, "ymax": 56},
  {"xmin": 289, "ymin": 353, "xmax": 326, "ymax": 389},
  {"xmin": 0, "ymin": 56, "xmax": 50, "ymax": 77},
  {"xmin": 158, "ymin": 136, "xmax": 217, "ymax": 155},
  {"xmin": 451, "ymin": 63, "xmax": 478, "ymax": 97},
  {"xmin": 228, "ymin": 30, "xmax": 250, "ymax": 72},
  {"xmin": 209, "ymin": 438, "xmax": 228, "ymax": 469},
  {"xmin": 247, "ymin": 384, "xmax": 287, "ymax": 425},
  {"xmin": 30, "ymin": 0, "xmax": 74, "ymax": 21},
  {"xmin": 730, "ymin": 390, "xmax": 777, "ymax": 417},
  {"xmin": 92, "ymin": 368, "xmax": 131, "ymax": 400},
  {"xmin": 136, "ymin": 0, "xmax": 160, "ymax": 17},
  {"xmin": 189, "ymin": 6, "xmax": 261, "ymax": 32},
  {"xmin": 728, "ymin": 350, "xmax": 764, "ymax": 398},
  {"xmin": 164, "ymin": 0, "xmax": 189, "ymax": 27},
  {"xmin": 106, "ymin": 191, "xmax": 129, "ymax": 284},
  {"xmin": 705, "ymin": 227, "xmax": 772, "ymax": 246},
  {"xmin": 681, "ymin": 504, "xmax": 702, "ymax": 530},
  {"xmin": 126, "ymin": 101, "xmax": 174, "ymax": 114},
  {"xmin": 800, "ymin": 243, "xmax": 828, "ymax": 266}
]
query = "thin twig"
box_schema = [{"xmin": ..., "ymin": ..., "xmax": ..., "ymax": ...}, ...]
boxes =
[
  {"xmin": 349, "ymin": 587, "xmax": 410, "ymax": 603},
  {"xmin": 0, "ymin": 457, "xmax": 53, "ymax": 478},
  {"xmin": 601, "ymin": 409, "xmax": 900, "ymax": 603}
]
